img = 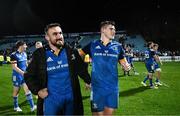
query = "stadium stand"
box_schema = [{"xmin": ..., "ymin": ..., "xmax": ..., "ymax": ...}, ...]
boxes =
[
  {"xmin": 124, "ymin": 34, "xmax": 146, "ymax": 52},
  {"xmin": 1, "ymin": 31, "xmax": 179, "ymax": 63}
]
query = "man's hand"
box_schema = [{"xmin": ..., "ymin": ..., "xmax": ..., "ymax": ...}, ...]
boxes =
[
  {"xmin": 160, "ymin": 61, "xmax": 163, "ymax": 65},
  {"xmin": 119, "ymin": 58, "xmax": 131, "ymax": 71},
  {"xmin": 123, "ymin": 63, "xmax": 131, "ymax": 71},
  {"xmin": 38, "ymin": 88, "xmax": 48, "ymax": 99}
]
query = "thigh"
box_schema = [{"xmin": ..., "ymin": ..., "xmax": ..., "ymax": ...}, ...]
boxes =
[
  {"xmin": 22, "ymin": 83, "xmax": 30, "ymax": 94},
  {"xmin": 64, "ymin": 93, "xmax": 74, "ymax": 115},
  {"xmin": 44, "ymin": 97, "xmax": 59, "ymax": 115},
  {"xmin": 12, "ymin": 75, "xmax": 22, "ymax": 87},
  {"xmin": 105, "ymin": 92, "xmax": 119, "ymax": 109},
  {"xmin": 145, "ymin": 64, "xmax": 154, "ymax": 73},
  {"xmin": 91, "ymin": 90, "xmax": 105, "ymax": 112}
]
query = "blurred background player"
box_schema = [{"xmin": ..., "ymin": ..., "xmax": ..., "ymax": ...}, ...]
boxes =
[
  {"xmin": 10, "ymin": 41, "xmax": 36, "ymax": 112},
  {"xmin": 35, "ymin": 41, "xmax": 43, "ymax": 99},
  {"xmin": 153, "ymin": 43, "xmax": 163, "ymax": 86},
  {"xmin": 79, "ymin": 21, "xmax": 130, "ymax": 115},
  {"xmin": 35, "ymin": 41, "xmax": 43, "ymax": 49},
  {"xmin": 124, "ymin": 45, "xmax": 139, "ymax": 76},
  {"xmin": 141, "ymin": 41, "xmax": 159, "ymax": 89}
]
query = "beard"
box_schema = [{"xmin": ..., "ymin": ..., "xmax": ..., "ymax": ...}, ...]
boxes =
[{"xmin": 50, "ymin": 38, "xmax": 64, "ymax": 49}]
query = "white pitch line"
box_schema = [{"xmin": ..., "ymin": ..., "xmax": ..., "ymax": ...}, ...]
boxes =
[{"xmin": 159, "ymin": 81, "xmax": 170, "ymax": 88}]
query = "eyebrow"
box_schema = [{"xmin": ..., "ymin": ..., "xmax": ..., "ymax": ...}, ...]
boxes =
[
  {"xmin": 109, "ymin": 27, "xmax": 116, "ymax": 30},
  {"xmin": 52, "ymin": 32, "xmax": 63, "ymax": 35}
]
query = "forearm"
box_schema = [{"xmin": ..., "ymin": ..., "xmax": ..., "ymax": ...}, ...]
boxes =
[
  {"xmin": 119, "ymin": 58, "xmax": 131, "ymax": 71},
  {"xmin": 12, "ymin": 65, "xmax": 24, "ymax": 76}
]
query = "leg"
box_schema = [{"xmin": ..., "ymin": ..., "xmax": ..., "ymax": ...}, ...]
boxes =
[
  {"xmin": 12, "ymin": 75, "xmax": 23, "ymax": 111},
  {"xmin": 148, "ymin": 73, "xmax": 153, "ymax": 87},
  {"xmin": 141, "ymin": 75, "xmax": 148, "ymax": 86},
  {"xmin": 92, "ymin": 111, "xmax": 103, "ymax": 116},
  {"xmin": 157, "ymin": 71, "xmax": 161, "ymax": 82},
  {"xmin": 44, "ymin": 96, "xmax": 59, "ymax": 115},
  {"xmin": 104, "ymin": 107, "xmax": 114, "ymax": 116},
  {"xmin": 155, "ymin": 69, "xmax": 162, "ymax": 86},
  {"xmin": 22, "ymin": 83, "xmax": 36, "ymax": 111},
  {"xmin": 64, "ymin": 93, "xmax": 74, "ymax": 115},
  {"xmin": 149, "ymin": 73, "xmax": 158, "ymax": 89},
  {"xmin": 103, "ymin": 92, "xmax": 118, "ymax": 115},
  {"xmin": 91, "ymin": 90, "xmax": 104, "ymax": 116},
  {"xmin": 13, "ymin": 86, "xmax": 21, "ymax": 108}
]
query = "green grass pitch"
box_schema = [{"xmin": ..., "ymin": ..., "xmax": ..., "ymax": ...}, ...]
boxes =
[{"xmin": 0, "ymin": 62, "xmax": 180, "ymax": 115}]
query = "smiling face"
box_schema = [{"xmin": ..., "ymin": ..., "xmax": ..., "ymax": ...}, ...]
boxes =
[
  {"xmin": 19, "ymin": 43, "xmax": 27, "ymax": 52},
  {"xmin": 45, "ymin": 26, "xmax": 64, "ymax": 48},
  {"xmin": 101, "ymin": 24, "xmax": 116, "ymax": 40}
]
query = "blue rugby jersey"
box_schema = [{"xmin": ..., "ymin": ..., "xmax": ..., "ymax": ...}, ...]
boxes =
[
  {"xmin": 82, "ymin": 40, "xmax": 125, "ymax": 92},
  {"xmin": 144, "ymin": 48, "xmax": 155, "ymax": 65},
  {"xmin": 10, "ymin": 51, "xmax": 27, "ymax": 77},
  {"xmin": 46, "ymin": 48, "xmax": 72, "ymax": 96}
]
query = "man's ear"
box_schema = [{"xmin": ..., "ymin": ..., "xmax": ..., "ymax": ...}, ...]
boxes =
[
  {"xmin": 101, "ymin": 28, "xmax": 104, "ymax": 33},
  {"xmin": 45, "ymin": 34, "xmax": 49, "ymax": 41}
]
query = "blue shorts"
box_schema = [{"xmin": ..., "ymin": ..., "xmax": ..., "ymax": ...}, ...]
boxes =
[
  {"xmin": 154, "ymin": 63, "xmax": 160, "ymax": 70},
  {"xmin": 145, "ymin": 63, "xmax": 154, "ymax": 73},
  {"xmin": 12, "ymin": 75, "xmax": 25, "ymax": 87},
  {"xmin": 44, "ymin": 92, "xmax": 74, "ymax": 115},
  {"xmin": 91, "ymin": 88, "xmax": 119, "ymax": 112}
]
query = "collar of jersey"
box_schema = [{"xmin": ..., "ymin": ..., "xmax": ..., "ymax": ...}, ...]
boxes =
[
  {"xmin": 45, "ymin": 44, "xmax": 65, "ymax": 56},
  {"xmin": 99, "ymin": 40, "xmax": 112, "ymax": 47}
]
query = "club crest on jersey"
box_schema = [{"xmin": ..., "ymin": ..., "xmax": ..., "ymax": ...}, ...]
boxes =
[
  {"xmin": 47, "ymin": 57, "xmax": 53, "ymax": 62},
  {"xmin": 104, "ymin": 50, "xmax": 108, "ymax": 53},
  {"xmin": 112, "ymin": 46, "xmax": 118, "ymax": 51},
  {"xmin": 95, "ymin": 45, "xmax": 101, "ymax": 49},
  {"xmin": 57, "ymin": 61, "xmax": 62, "ymax": 65}
]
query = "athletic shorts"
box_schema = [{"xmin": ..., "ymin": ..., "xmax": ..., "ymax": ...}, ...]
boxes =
[
  {"xmin": 154, "ymin": 63, "xmax": 160, "ymax": 70},
  {"xmin": 90, "ymin": 88, "xmax": 119, "ymax": 112},
  {"xmin": 12, "ymin": 75, "xmax": 25, "ymax": 87},
  {"xmin": 145, "ymin": 63, "xmax": 154, "ymax": 73},
  {"xmin": 44, "ymin": 92, "xmax": 74, "ymax": 115}
]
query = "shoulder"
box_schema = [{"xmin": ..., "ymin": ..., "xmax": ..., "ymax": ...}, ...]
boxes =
[
  {"xmin": 11, "ymin": 51, "xmax": 16, "ymax": 56},
  {"xmin": 89, "ymin": 40, "xmax": 100, "ymax": 48},
  {"xmin": 10, "ymin": 51, "xmax": 17, "ymax": 58},
  {"xmin": 110, "ymin": 41, "xmax": 121, "ymax": 46},
  {"xmin": 111, "ymin": 41, "xmax": 123, "ymax": 50}
]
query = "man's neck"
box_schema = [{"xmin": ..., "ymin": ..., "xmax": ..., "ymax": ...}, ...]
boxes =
[
  {"xmin": 100, "ymin": 36, "xmax": 110, "ymax": 46},
  {"xmin": 49, "ymin": 44, "xmax": 62, "ymax": 56},
  {"xmin": 17, "ymin": 49, "xmax": 23, "ymax": 53}
]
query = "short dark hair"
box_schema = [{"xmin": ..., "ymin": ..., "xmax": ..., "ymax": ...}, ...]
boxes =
[
  {"xmin": 153, "ymin": 43, "xmax": 159, "ymax": 47},
  {"xmin": 147, "ymin": 41, "xmax": 154, "ymax": 47},
  {"xmin": 16, "ymin": 40, "xmax": 26, "ymax": 49},
  {"xmin": 44, "ymin": 23, "xmax": 61, "ymax": 34},
  {"xmin": 100, "ymin": 21, "xmax": 115, "ymax": 29}
]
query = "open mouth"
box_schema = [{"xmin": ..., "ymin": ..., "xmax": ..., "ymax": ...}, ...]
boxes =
[{"xmin": 56, "ymin": 38, "xmax": 63, "ymax": 45}]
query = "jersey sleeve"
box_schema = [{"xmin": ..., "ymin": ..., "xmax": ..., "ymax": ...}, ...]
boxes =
[
  {"xmin": 10, "ymin": 53, "xmax": 17, "ymax": 62},
  {"xmin": 118, "ymin": 46, "xmax": 125, "ymax": 60}
]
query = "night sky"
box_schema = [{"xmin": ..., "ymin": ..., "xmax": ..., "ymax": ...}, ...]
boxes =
[{"xmin": 0, "ymin": 0, "xmax": 179, "ymax": 36}]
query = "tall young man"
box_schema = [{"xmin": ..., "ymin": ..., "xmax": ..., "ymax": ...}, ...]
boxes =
[{"xmin": 79, "ymin": 21, "xmax": 130, "ymax": 115}]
